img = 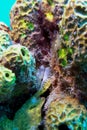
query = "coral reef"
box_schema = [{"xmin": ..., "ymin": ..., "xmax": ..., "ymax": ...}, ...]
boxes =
[
  {"xmin": 0, "ymin": 22, "xmax": 10, "ymax": 33},
  {"xmin": 0, "ymin": 30, "xmax": 12, "ymax": 55},
  {"xmin": 0, "ymin": 66, "xmax": 16, "ymax": 102},
  {"xmin": 1, "ymin": 0, "xmax": 87, "ymax": 130},
  {"xmin": 0, "ymin": 44, "xmax": 35, "ymax": 81},
  {"xmin": 0, "ymin": 23, "xmax": 13, "ymax": 55},
  {"xmin": 10, "ymin": 0, "xmax": 40, "ymax": 45},
  {"xmin": 57, "ymin": 0, "xmax": 87, "ymax": 67},
  {"xmin": 0, "ymin": 44, "xmax": 37, "ymax": 98},
  {"xmin": 0, "ymin": 98, "xmax": 45, "ymax": 130},
  {"xmin": 10, "ymin": 0, "xmax": 64, "ymax": 67},
  {"xmin": 13, "ymin": 97, "xmax": 45, "ymax": 130},
  {"xmin": 0, "ymin": 73, "xmax": 53, "ymax": 130},
  {"xmin": 44, "ymin": 90, "xmax": 87, "ymax": 130},
  {"xmin": 51, "ymin": 0, "xmax": 87, "ymax": 101},
  {"xmin": 10, "ymin": 0, "xmax": 63, "ymax": 46}
]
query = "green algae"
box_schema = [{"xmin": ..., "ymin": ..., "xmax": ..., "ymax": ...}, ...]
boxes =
[
  {"xmin": 58, "ymin": 48, "xmax": 74, "ymax": 67},
  {"xmin": 28, "ymin": 22, "xmax": 34, "ymax": 31},
  {"xmin": 47, "ymin": 0, "xmax": 53, "ymax": 5}
]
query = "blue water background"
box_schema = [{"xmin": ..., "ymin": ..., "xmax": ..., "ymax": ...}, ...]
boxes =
[{"xmin": 0, "ymin": 0, "xmax": 15, "ymax": 26}]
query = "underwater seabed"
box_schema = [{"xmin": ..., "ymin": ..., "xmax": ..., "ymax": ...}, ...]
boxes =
[{"xmin": 1, "ymin": 0, "xmax": 87, "ymax": 130}]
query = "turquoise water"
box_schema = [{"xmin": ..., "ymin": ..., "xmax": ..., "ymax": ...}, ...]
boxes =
[{"xmin": 0, "ymin": 0, "xmax": 15, "ymax": 26}]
